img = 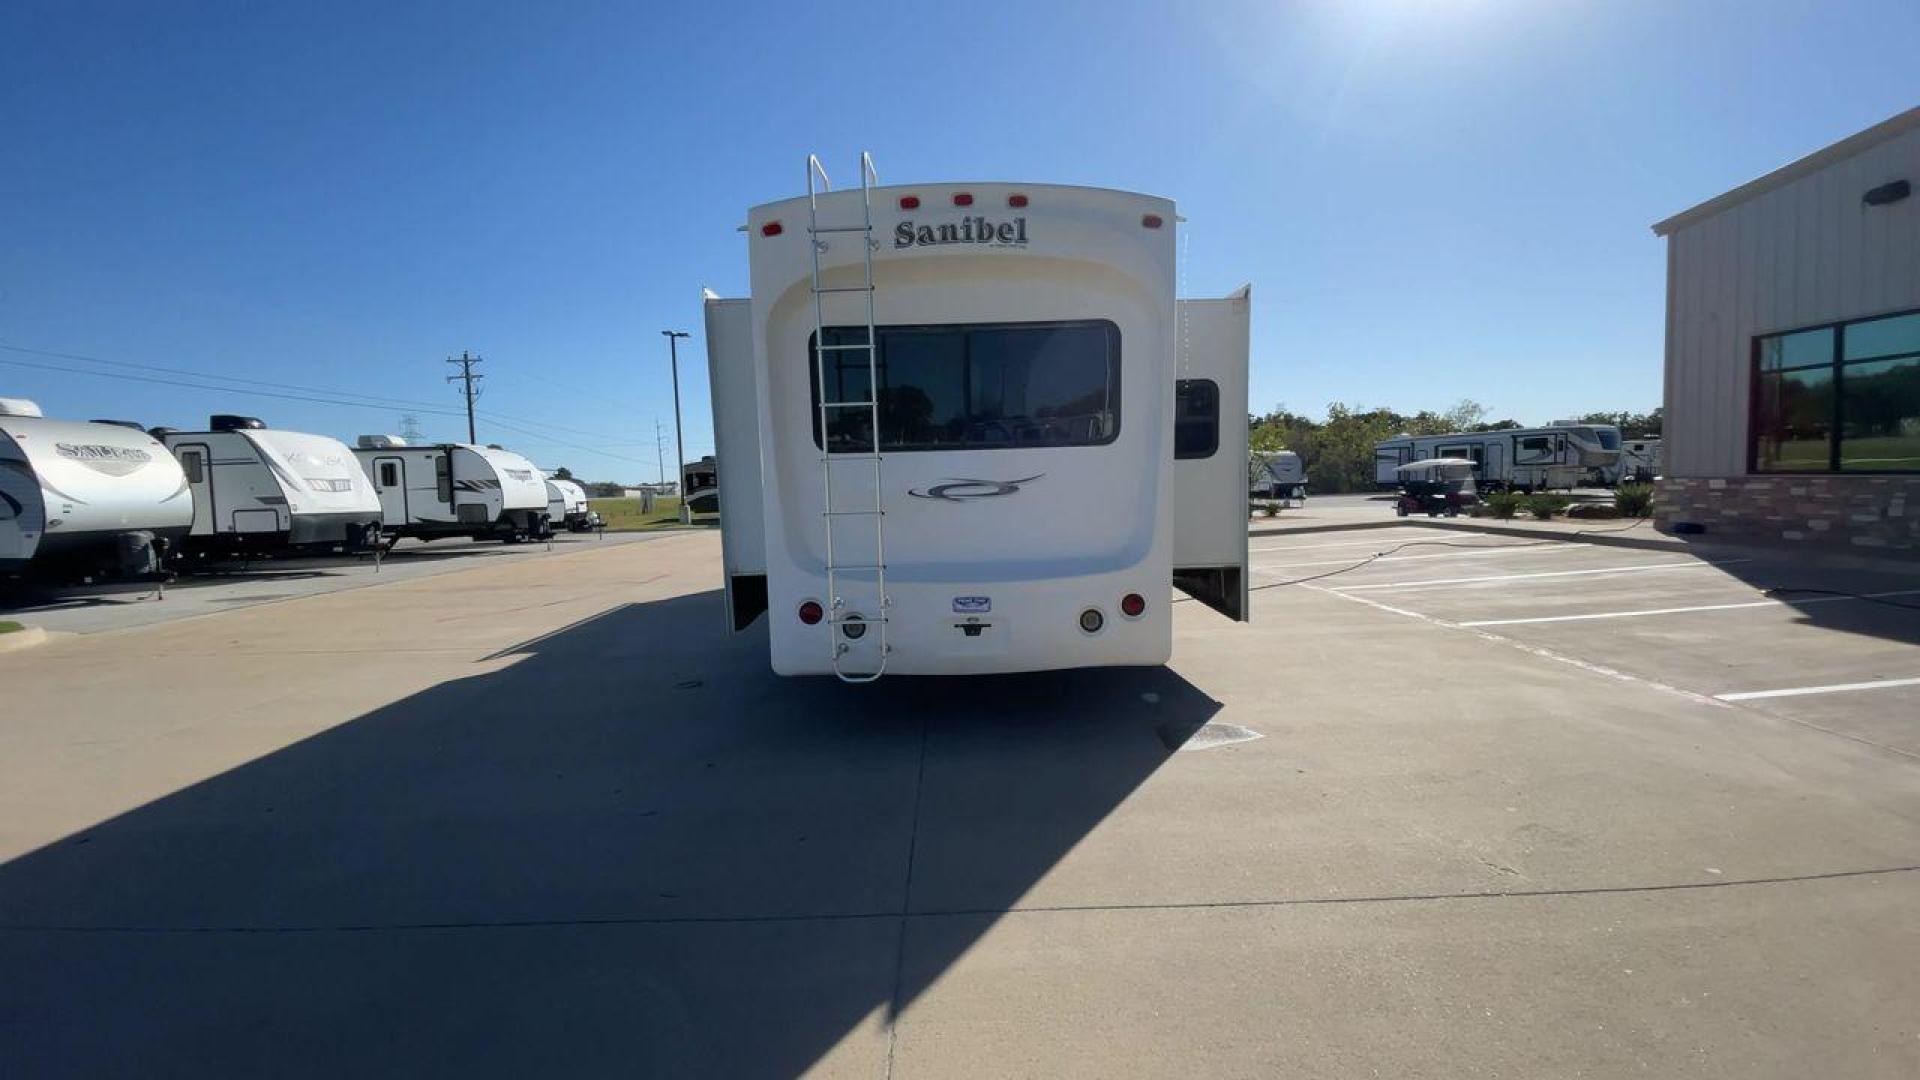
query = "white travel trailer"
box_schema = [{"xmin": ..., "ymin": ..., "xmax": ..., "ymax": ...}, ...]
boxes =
[
  {"xmin": 1373, "ymin": 425, "xmax": 1621, "ymax": 491},
  {"xmin": 542, "ymin": 474, "xmax": 599, "ymax": 532},
  {"xmin": 1249, "ymin": 450, "xmax": 1306, "ymax": 506},
  {"xmin": 1617, "ymin": 438, "xmax": 1662, "ymax": 484},
  {"xmin": 352, "ymin": 436, "xmax": 551, "ymax": 543},
  {"xmin": 0, "ymin": 398, "xmax": 191, "ymax": 582},
  {"xmin": 156, "ymin": 416, "xmax": 383, "ymax": 558},
  {"xmin": 705, "ymin": 157, "xmax": 1250, "ymax": 681}
]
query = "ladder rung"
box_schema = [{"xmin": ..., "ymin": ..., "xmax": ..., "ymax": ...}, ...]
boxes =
[
  {"xmin": 829, "ymin": 563, "xmax": 885, "ymax": 571},
  {"xmin": 820, "ymin": 400, "xmax": 877, "ymax": 408},
  {"xmin": 814, "ymin": 285, "xmax": 874, "ymax": 294},
  {"xmin": 823, "ymin": 509, "xmax": 883, "ymax": 517},
  {"xmin": 829, "ymin": 614, "xmax": 888, "ymax": 624},
  {"xmin": 810, "ymin": 225, "xmax": 872, "ymax": 234},
  {"xmin": 821, "ymin": 453, "xmax": 883, "ymax": 461},
  {"xmin": 816, "ymin": 343, "xmax": 873, "ymax": 351}
]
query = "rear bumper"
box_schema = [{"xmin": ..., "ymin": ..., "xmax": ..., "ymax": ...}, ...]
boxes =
[{"xmin": 767, "ymin": 567, "xmax": 1171, "ymax": 677}]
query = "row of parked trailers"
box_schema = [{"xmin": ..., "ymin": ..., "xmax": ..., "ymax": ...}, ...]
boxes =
[{"xmin": 0, "ymin": 399, "xmax": 599, "ymax": 586}]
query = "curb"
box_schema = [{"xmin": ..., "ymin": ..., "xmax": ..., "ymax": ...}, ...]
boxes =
[
  {"xmin": 1248, "ymin": 520, "xmax": 1410, "ymax": 538},
  {"xmin": 1400, "ymin": 518, "xmax": 1920, "ymax": 576}
]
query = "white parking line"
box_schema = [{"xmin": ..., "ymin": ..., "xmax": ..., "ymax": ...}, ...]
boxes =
[
  {"xmin": 1717, "ymin": 676, "xmax": 1920, "ymax": 702},
  {"xmin": 1247, "ymin": 535, "xmax": 1432, "ymax": 554},
  {"xmin": 1252, "ymin": 544, "xmax": 1579, "ymax": 572},
  {"xmin": 1460, "ymin": 588, "xmax": 1920, "ymax": 627},
  {"xmin": 1331, "ymin": 559, "xmax": 1750, "ymax": 593}
]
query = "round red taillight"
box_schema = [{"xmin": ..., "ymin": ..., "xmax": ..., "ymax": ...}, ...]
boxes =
[
  {"xmin": 761, "ymin": 221, "xmax": 783, "ymax": 237},
  {"xmin": 797, "ymin": 600, "xmax": 824, "ymax": 625},
  {"xmin": 898, "ymin": 195, "xmax": 920, "ymax": 210},
  {"xmin": 1008, "ymin": 193, "xmax": 1029, "ymax": 208},
  {"xmin": 1121, "ymin": 593, "xmax": 1146, "ymax": 619},
  {"xmin": 1141, "ymin": 214, "xmax": 1163, "ymax": 229},
  {"xmin": 952, "ymin": 192, "xmax": 974, "ymax": 207}
]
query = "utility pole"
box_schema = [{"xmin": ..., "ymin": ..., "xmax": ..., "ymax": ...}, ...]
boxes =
[
  {"xmin": 662, "ymin": 331, "xmax": 690, "ymax": 524},
  {"xmin": 446, "ymin": 351, "xmax": 483, "ymax": 443}
]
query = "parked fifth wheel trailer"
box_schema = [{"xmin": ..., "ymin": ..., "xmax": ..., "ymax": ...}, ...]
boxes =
[
  {"xmin": 352, "ymin": 436, "xmax": 552, "ymax": 543},
  {"xmin": 704, "ymin": 157, "xmax": 1250, "ymax": 681},
  {"xmin": 156, "ymin": 415, "xmax": 383, "ymax": 558},
  {"xmin": 0, "ymin": 398, "xmax": 190, "ymax": 583},
  {"xmin": 1373, "ymin": 425, "xmax": 1620, "ymax": 491}
]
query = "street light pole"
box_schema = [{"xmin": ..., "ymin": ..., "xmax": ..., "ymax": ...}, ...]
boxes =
[{"xmin": 662, "ymin": 330, "xmax": 691, "ymax": 524}]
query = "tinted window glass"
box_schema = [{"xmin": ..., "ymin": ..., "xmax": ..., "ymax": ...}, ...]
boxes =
[
  {"xmin": 181, "ymin": 451, "xmax": 204, "ymax": 484},
  {"xmin": 379, "ymin": 462, "xmax": 399, "ymax": 487},
  {"xmin": 1839, "ymin": 356, "xmax": 1920, "ymax": 471},
  {"xmin": 1174, "ymin": 379, "xmax": 1218, "ymax": 459},
  {"xmin": 811, "ymin": 321, "xmax": 1119, "ymax": 452},
  {"xmin": 1843, "ymin": 312, "xmax": 1920, "ymax": 362},
  {"xmin": 1759, "ymin": 327, "xmax": 1834, "ymax": 371},
  {"xmin": 1755, "ymin": 367, "xmax": 1834, "ymax": 471}
]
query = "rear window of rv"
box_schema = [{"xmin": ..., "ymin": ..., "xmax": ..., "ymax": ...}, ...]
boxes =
[{"xmin": 810, "ymin": 320, "xmax": 1120, "ymax": 452}]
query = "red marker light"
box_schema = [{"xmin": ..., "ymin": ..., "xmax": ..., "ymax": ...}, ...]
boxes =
[
  {"xmin": 1121, "ymin": 593, "xmax": 1146, "ymax": 619},
  {"xmin": 953, "ymin": 192, "xmax": 974, "ymax": 207},
  {"xmin": 1008, "ymin": 193, "xmax": 1029, "ymax": 208},
  {"xmin": 797, "ymin": 600, "xmax": 824, "ymax": 625},
  {"xmin": 898, "ymin": 195, "xmax": 920, "ymax": 210},
  {"xmin": 1141, "ymin": 214, "xmax": 1163, "ymax": 229},
  {"xmin": 761, "ymin": 221, "xmax": 783, "ymax": 237}
]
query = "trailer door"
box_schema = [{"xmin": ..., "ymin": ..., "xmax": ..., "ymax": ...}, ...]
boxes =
[{"xmin": 1172, "ymin": 286, "xmax": 1251, "ymax": 622}]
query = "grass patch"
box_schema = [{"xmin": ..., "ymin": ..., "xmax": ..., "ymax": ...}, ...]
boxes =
[
  {"xmin": 0, "ymin": 621, "xmax": 23, "ymax": 635},
  {"xmin": 588, "ymin": 496, "xmax": 714, "ymax": 532}
]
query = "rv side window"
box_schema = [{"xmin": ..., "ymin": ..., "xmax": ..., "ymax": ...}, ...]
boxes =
[
  {"xmin": 1174, "ymin": 379, "xmax": 1218, "ymax": 459},
  {"xmin": 378, "ymin": 462, "xmax": 399, "ymax": 488},
  {"xmin": 434, "ymin": 455, "xmax": 452, "ymax": 502},
  {"xmin": 180, "ymin": 451, "xmax": 204, "ymax": 484},
  {"xmin": 810, "ymin": 319, "xmax": 1120, "ymax": 452}
]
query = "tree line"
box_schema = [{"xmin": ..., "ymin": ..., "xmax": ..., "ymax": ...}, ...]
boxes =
[{"xmin": 1250, "ymin": 401, "xmax": 1662, "ymax": 494}]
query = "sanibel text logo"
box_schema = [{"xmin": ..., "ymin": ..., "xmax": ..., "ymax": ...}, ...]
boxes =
[{"xmin": 895, "ymin": 216, "xmax": 1028, "ymax": 249}]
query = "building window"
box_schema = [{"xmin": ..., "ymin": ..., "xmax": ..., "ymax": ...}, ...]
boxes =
[
  {"xmin": 1753, "ymin": 311, "xmax": 1920, "ymax": 473},
  {"xmin": 809, "ymin": 320, "xmax": 1120, "ymax": 453},
  {"xmin": 1174, "ymin": 379, "xmax": 1218, "ymax": 459},
  {"xmin": 379, "ymin": 462, "xmax": 399, "ymax": 488}
]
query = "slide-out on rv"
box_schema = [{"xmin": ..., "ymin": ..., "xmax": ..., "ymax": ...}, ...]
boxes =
[
  {"xmin": 352, "ymin": 436, "xmax": 551, "ymax": 543},
  {"xmin": 706, "ymin": 158, "xmax": 1250, "ymax": 681},
  {"xmin": 542, "ymin": 474, "xmax": 600, "ymax": 532},
  {"xmin": 0, "ymin": 398, "xmax": 191, "ymax": 583},
  {"xmin": 1373, "ymin": 425, "xmax": 1621, "ymax": 492},
  {"xmin": 156, "ymin": 415, "xmax": 383, "ymax": 558}
]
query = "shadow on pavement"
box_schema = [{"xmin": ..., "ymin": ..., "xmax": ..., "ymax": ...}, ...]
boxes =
[
  {"xmin": 0, "ymin": 589, "xmax": 1219, "ymax": 1077},
  {"xmin": 1709, "ymin": 557, "xmax": 1920, "ymax": 649}
]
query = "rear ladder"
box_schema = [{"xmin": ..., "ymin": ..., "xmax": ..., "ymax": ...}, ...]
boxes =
[{"xmin": 808, "ymin": 152, "xmax": 890, "ymax": 682}]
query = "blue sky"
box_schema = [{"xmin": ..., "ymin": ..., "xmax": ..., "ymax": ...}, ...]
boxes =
[{"xmin": 3, "ymin": 1, "xmax": 1916, "ymax": 480}]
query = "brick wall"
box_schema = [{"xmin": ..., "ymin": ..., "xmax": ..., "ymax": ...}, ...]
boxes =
[{"xmin": 1657, "ymin": 476, "xmax": 1920, "ymax": 551}]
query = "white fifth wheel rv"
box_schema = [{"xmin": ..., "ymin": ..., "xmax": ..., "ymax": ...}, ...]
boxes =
[
  {"xmin": 705, "ymin": 157, "xmax": 1250, "ymax": 681},
  {"xmin": 352, "ymin": 437, "xmax": 551, "ymax": 543},
  {"xmin": 155, "ymin": 416, "xmax": 383, "ymax": 558},
  {"xmin": 542, "ymin": 474, "xmax": 600, "ymax": 532},
  {"xmin": 0, "ymin": 398, "xmax": 191, "ymax": 582},
  {"xmin": 1373, "ymin": 425, "xmax": 1621, "ymax": 491}
]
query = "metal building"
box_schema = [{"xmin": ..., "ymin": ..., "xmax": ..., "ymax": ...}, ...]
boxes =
[{"xmin": 1652, "ymin": 105, "xmax": 1920, "ymax": 551}]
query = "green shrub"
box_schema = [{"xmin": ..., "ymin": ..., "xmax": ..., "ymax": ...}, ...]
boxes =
[
  {"xmin": 0, "ymin": 621, "xmax": 22, "ymax": 635},
  {"xmin": 1526, "ymin": 494, "xmax": 1571, "ymax": 520},
  {"xmin": 1615, "ymin": 482, "xmax": 1655, "ymax": 518},
  {"xmin": 1483, "ymin": 491, "xmax": 1524, "ymax": 519}
]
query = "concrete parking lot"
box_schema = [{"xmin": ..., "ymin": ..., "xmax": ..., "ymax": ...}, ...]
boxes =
[
  {"xmin": 1, "ymin": 528, "xmax": 1915, "ymax": 1077},
  {"xmin": 0, "ymin": 530, "xmax": 669, "ymax": 636}
]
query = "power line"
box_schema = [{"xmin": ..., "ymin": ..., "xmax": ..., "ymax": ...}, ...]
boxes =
[{"xmin": 0, "ymin": 340, "xmax": 648, "ymax": 444}]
